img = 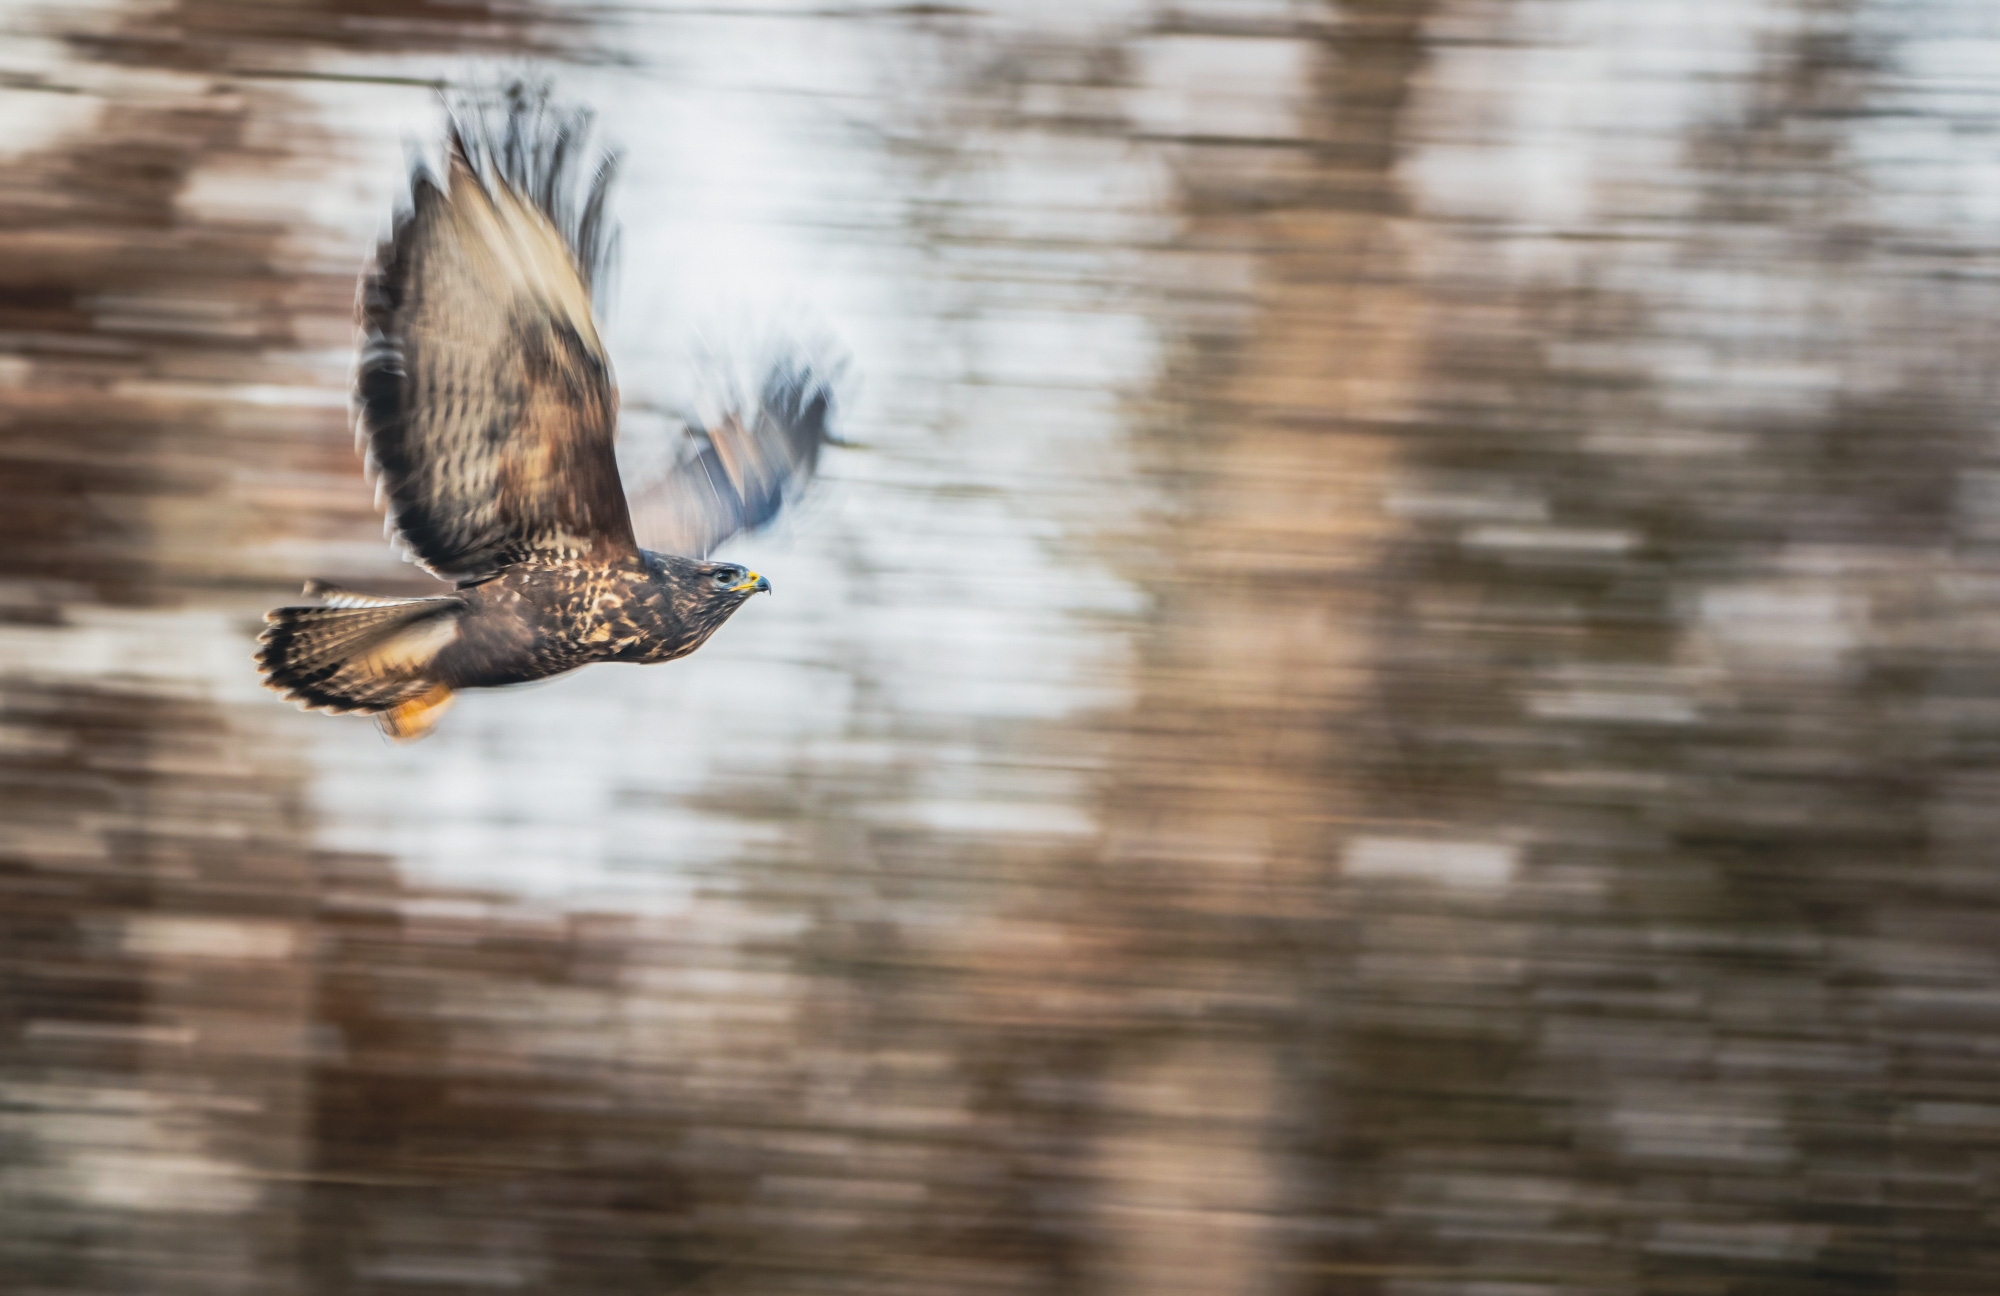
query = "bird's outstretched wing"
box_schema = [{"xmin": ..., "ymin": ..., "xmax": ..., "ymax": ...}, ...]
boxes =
[
  {"xmin": 624, "ymin": 360, "xmax": 839, "ymax": 560},
  {"xmin": 358, "ymin": 87, "xmax": 634, "ymax": 583}
]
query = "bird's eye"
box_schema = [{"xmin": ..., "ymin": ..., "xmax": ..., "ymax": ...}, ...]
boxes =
[{"xmin": 712, "ymin": 569, "xmax": 735, "ymax": 587}]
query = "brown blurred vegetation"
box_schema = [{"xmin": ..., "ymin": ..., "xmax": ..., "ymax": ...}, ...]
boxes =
[{"xmin": 5, "ymin": 1, "xmax": 2000, "ymax": 1293}]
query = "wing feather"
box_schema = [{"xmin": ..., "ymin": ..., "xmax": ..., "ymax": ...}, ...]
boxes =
[
  {"xmin": 358, "ymin": 88, "xmax": 633, "ymax": 582},
  {"xmin": 625, "ymin": 360, "xmax": 839, "ymax": 560}
]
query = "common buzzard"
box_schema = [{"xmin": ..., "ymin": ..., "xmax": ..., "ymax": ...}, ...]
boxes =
[{"xmin": 258, "ymin": 87, "xmax": 835, "ymax": 740}]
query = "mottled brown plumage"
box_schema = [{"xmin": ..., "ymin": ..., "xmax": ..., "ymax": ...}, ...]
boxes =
[{"xmin": 257, "ymin": 85, "xmax": 832, "ymax": 739}]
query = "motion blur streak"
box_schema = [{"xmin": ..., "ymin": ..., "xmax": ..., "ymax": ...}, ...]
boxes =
[{"xmin": 2, "ymin": 0, "xmax": 1998, "ymax": 1293}]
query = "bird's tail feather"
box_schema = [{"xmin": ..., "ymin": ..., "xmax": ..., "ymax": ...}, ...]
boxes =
[{"xmin": 257, "ymin": 586, "xmax": 465, "ymax": 740}]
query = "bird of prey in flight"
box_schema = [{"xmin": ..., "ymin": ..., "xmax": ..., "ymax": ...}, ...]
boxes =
[{"xmin": 258, "ymin": 85, "xmax": 836, "ymax": 740}]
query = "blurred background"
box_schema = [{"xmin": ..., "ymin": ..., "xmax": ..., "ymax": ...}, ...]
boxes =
[{"xmin": 4, "ymin": 0, "xmax": 2000, "ymax": 1292}]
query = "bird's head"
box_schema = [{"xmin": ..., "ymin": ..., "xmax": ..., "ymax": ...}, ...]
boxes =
[
  {"xmin": 700, "ymin": 561, "xmax": 771, "ymax": 602},
  {"xmin": 643, "ymin": 553, "xmax": 772, "ymax": 648}
]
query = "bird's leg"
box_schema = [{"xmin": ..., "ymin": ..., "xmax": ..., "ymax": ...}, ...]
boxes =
[{"xmin": 377, "ymin": 683, "xmax": 457, "ymax": 742}]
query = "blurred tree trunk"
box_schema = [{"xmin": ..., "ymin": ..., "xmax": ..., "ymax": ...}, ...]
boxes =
[{"xmin": 1084, "ymin": 3, "xmax": 1436, "ymax": 1292}]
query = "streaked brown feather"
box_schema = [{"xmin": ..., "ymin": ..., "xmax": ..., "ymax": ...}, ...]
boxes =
[{"xmin": 358, "ymin": 93, "xmax": 633, "ymax": 582}]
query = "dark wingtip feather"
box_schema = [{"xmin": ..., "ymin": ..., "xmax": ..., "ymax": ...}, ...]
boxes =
[
  {"xmin": 761, "ymin": 359, "xmax": 839, "ymax": 457},
  {"xmin": 439, "ymin": 79, "xmax": 622, "ymax": 295},
  {"xmin": 752, "ymin": 355, "xmax": 844, "ymax": 509}
]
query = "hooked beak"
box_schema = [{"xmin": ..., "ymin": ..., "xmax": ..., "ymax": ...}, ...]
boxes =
[{"xmin": 730, "ymin": 571, "xmax": 771, "ymax": 595}]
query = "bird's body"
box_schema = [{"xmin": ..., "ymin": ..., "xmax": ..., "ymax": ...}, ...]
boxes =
[
  {"xmin": 257, "ymin": 86, "xmax": 829, "ymax": 738},
  {"xmin": 448, "ymin": 551, "xmax": 766, "ymax": 681}
]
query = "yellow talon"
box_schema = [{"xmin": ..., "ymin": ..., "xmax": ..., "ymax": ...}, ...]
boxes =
[{"xmin": 378, "ymin": 684, "xmax": 456, "ymax": 742}]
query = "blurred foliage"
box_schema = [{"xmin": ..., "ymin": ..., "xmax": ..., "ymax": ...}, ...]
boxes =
[{"xmin": 4, "ymin": 1, "xmax": 2000, "ymax": 1293}]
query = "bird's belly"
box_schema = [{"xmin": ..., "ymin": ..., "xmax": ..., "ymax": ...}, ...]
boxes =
[
  {"xmin": 433, "ymin": 602, "xmax": 599, "ymax": 689},
  {"xmin": 434, "ymin": 564, "xmax": 673, "ymax": 688}
]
